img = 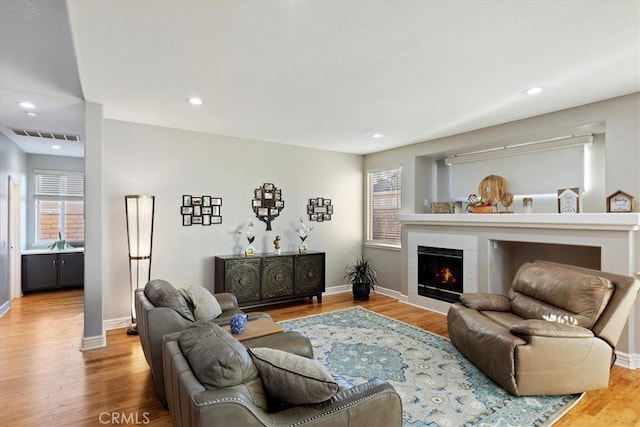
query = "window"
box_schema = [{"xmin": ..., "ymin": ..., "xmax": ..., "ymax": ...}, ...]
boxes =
[
  {"xmin": 367, "ymin": 168, "xmax": 402, "ymax": 245},
  {"xmin": 34, "ymin": 170, "xmax": 84, "ymax": 244}
]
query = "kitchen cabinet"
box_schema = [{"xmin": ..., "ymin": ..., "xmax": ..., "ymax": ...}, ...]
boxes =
[{"xmin": 22, "ymin": 251, "xmax": 84, "ymax": 292}]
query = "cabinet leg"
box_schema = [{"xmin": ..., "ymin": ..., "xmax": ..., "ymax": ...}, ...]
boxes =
[{"xmin": 317, "ymin": 294, "xmax": 322, "ymax": 303}]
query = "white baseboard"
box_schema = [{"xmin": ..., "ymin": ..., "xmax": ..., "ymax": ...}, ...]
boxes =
[
  {"xmin": 615, "ymin": 350, "xmax": 640, "ymax": 369},
  {"xmin": 81, "ymin": 333, "xmax": 106, "ymax": 351},
  {"xmin": 104, "ymin": 316, "xmax": 130, "ymax": 331},
  {"xmin": 0, "ymin": 300, "xmax": 10, "ymax": 317}
]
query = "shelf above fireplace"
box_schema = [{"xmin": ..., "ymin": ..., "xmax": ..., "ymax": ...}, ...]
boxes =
[{"xmin": 397, "ymin": 212, "xmax": 640, "ymax": 232}]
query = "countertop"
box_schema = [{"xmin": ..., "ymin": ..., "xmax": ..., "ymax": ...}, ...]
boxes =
[{"xmin": 22, "ymin": 247, "xmax": 85, "ymax": 255}]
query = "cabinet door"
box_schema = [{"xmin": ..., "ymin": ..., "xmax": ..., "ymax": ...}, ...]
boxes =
[
  {"xmin": 59, "ymin": 253, "xmax": 84, "ymax": 288},
  {"xmin": 295, "ymin": 253, "xmax": 325, "ymax": 295},
  {"xmin": 261, "ymin": 256, "xmax": 293, "ymax": 299},
  {"xmin": 225, "ymin": 258, "xmax": 261, "ymax": 304},
  {"xmin": 22, "ymin": 254, "xmax": 58, "ymax": 291}
]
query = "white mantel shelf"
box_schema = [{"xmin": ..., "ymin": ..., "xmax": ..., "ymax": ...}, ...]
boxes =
[{"xmin": 397, "ymin": 213, "xmax": 640, "ymax": 232}]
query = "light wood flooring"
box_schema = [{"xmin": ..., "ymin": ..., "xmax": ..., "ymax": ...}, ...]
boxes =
[{"xmin": 1, "ymin": 290, "xmax": 638, "ymax": 426}]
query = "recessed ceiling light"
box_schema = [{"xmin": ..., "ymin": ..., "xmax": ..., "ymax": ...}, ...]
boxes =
[
  {"xmin": 26, "ymin": 111, "xmax": 38, "ymax": 117},
  {"xmin": 187, "ymin": 97, "xmax": 203, "ymax": 105},
  {"xmin": 19, "ymin": 101, "xmax": 36, "ymax": 109},
  {"xmin": 371, "ymin": 133, "xmax": 384, "ymax": 138},
  {"xmin": 51, "ymin": 145, "xmax": 61, "ymax": 150},
  {"xmin": 524, "ymin": 87, "xmax": 543, "ymax": 95}
]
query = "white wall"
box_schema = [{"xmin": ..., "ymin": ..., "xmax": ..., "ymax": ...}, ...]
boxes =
[{"xmin": 101, "ymin": 119, "xmax": 363, "ymax": 322}]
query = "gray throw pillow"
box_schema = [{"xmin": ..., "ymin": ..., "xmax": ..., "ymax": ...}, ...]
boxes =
[
  {"xmin": 178, "ymin": 323, "xmax": 258, "ymax": 389},
  {"xmin": 248, "ymin": 347, "xmax": 338, "ymax": 405},
  {"xmin": 179, "ymin": 285, "xmax": 223, "ymax": 320},
  {"xmin": 144, "ymin": 279, "xmax": 195, "ymax": 322}
]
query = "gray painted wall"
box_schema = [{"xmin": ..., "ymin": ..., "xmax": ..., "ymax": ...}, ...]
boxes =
[
  {"xmin": 96, "ymin": 119, "xmax": 363, "ymax": 326},
  {"xmin": 0, "ymin": 134, "xmax": 27, "ymax": 313}
]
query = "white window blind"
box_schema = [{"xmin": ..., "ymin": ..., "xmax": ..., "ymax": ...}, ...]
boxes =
[
  {"xmin": 368, "ymin": 168, "xmax": 402, "ymax": 244},
  {"xmin": 450, "ymin": 144, "xmax": 585, "ymax": 198},
  {"xmin": 34, "ymin": 170, "xmax": 84, "ymax": 201}
]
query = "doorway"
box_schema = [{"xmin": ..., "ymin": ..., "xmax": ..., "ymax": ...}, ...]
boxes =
[{"xmin": 9, "ymin": 176, "xmax": 21, "ymax": 300}]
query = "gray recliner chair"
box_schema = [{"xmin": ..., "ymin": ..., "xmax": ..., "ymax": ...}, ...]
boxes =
[
  {"xmin": 162, "ymin": 322, "xmax": 403, "ymax": 426},
  {"xmin": 135, "ymin": 279, "xmax": 271, "ymax": 406}
]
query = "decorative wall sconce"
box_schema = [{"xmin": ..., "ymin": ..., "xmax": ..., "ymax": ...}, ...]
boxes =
[
  {"xmin": 307, "ymin": 197, "xmax": 333, "ymax": 222},
  {"xmin": 125, "ymin": 195, "xmax": 155, "ymax": 335},
  {"xmin": 252, "ymin": 183, "xmax": 284, "ymax": 230},
  {"xmin": 182, "ymin": 195, "xmax": 222, "ymax": 226}
]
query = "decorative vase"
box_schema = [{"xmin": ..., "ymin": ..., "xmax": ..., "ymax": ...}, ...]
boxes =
[
  {"xmin": 299, "ymin": 242, "xmax": 308, "ymax": 254},
  {"xmin": 245, "ymin": 244, "xmax": 255, "ymax": 257},
  {"xmin": 230, "ymin": 313, "xmax": 248, "ymax": 334}
]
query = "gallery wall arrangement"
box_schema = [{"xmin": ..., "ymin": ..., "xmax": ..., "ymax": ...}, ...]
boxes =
[{"xmin": 181, "ymin": 195, "xmax": 222, "ymax": 226}]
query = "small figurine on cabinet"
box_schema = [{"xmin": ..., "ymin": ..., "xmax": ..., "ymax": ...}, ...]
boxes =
[{"xmin": 273, "ymin": 235, "xmax": 281, "ymax": 255}]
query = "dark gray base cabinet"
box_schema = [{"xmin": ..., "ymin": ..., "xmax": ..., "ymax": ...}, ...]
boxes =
[
  {"xmin": 22, "ymin": 252, "xmax": 84, "ymax": 292},
  {"xmin": 215, "ymin": 252, "xmax": 325, "ymax": 308}
]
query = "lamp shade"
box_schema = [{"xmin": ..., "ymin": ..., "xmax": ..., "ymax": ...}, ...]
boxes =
[{"xmin": 125, "ymin": 195, "xmax": 155, "ymax": 333}]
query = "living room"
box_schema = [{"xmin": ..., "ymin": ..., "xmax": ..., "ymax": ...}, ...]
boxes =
[{"xmin": 1, "ymin": 1, "xmax": 639, "ymax": 426}]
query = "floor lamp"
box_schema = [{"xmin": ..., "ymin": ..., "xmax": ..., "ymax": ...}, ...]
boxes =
[{"xmin": 125, "ymin": 195, "xmax": 155, "ymax": 335}]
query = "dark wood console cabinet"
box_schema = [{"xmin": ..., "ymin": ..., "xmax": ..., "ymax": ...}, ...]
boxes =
[
  {"xmin": 22, "ymin": 251, "xmax": 84, "ymax": 292},
  {"xmin": 215, "ymin": 251, "xmax": 325, "ymax": 308}
]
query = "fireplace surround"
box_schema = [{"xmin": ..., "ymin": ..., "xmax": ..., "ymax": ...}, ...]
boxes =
[{"xmin": 398, "ymin": 212, "xmax": 640, "ymax": 369}]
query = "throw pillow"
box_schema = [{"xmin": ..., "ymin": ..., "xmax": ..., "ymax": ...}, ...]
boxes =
[
  {"xmin": 248, "ymin": 347, "xmax": 338, "ymax": 406},
  {"xmin": 178, "ymin": 323, "xmax": 258, "ymax": 389},
  {"xmin": 144, "ymin": 279, "xmax": 195, "ymax": 322},
  {"xmin": 178, "ymin": 285, "xmax": 223, "ymax": 320}
]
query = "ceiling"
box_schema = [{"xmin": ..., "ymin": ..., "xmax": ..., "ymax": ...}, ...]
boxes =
[{"xmin": 1, "ymin": 1, "xmax": 638, "ymax": 157}]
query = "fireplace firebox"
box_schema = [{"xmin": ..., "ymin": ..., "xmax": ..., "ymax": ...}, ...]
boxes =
[{"xmin": 417, "ymin": 246, "xmax": 463, "ymax": 303}]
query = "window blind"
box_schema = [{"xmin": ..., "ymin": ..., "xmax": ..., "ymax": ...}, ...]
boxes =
[
  {"xmin": 368, "ymin": 168, "xmax": 402, "ymax": 244},
  {"xmin": 34, "ymin": 170, "xmax": 84, "ymax": 201}
]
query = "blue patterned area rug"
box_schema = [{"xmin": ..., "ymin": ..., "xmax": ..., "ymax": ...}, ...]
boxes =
[{"xmin": 279, "ymin": 307, "xmax": 582, "ymax": 427}]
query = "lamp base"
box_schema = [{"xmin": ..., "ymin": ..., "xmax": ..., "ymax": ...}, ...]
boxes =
[{"xmin": 126, "ymin": 324, "xmax": 139, "ymax": 335}]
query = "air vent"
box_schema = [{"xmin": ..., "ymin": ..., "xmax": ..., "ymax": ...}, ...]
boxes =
[{"xmin": 10, "ymin": 128, "xmax": 81, "ymax": 142}]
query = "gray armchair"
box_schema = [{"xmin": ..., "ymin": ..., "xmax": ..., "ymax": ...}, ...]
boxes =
[{"xmin": 135, "ymin": 279, "xmax": 271, "ymax": 406}]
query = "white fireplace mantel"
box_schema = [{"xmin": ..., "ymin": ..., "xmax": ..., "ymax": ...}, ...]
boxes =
[{"xmin": 397, "ymin": 212, "xmax": 640, "ymax": 232}]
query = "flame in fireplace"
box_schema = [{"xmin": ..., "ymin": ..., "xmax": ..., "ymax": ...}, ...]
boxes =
[{"xmin": 434, "ymin": 267, "xmax": 457, "ymax": 285}]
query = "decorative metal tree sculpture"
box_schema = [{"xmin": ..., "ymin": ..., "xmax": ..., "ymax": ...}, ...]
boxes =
[{"xmin": 252, "ymin": 183, "xmax": 284, "ymax": 230}]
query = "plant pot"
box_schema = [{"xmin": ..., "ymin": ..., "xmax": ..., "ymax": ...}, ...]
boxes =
[{"xmin": 352, "ymin": 282, "xmax": 371, "ymax": 301}]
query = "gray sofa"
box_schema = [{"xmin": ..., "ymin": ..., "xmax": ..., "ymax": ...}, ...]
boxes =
[
  {"xmin": 135, "ymin": 279, "xmax": 271, "ymax": 406},
  {"xmin": 163, "ymin": 322, "xmax": 403, "ymax": 427},
  {"xmin": 447, "ymin": 260, "xmax": 639, "ymax": 396}
]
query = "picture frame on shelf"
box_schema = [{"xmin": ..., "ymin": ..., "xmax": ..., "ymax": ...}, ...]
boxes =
[
  {"xmin": 557, "ymin": 188, "xmax": 580, "ymax": 213},
  {"xmin": 606, "ymin": 190, "xmax": 635, "ymax": 213}
]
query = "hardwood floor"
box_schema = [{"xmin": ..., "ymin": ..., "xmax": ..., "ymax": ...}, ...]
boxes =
[{"xmin": 1, "ymin": 290, "xmax": 638, "ymax": 426}]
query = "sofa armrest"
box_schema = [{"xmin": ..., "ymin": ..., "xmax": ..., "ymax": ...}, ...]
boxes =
[
  {"xmin": 214, "ymin": 293, "xmax": 239, "ymax": 311},
  {"xmin": 192, "ymin": 379, "xmax": 402, "ymax": 427},
  {"xmin": 243, "ymin": 331, "xmax": 314, "ymax": 359},
  {"xmin": 460, "ymin": 293, "xmax": 511, "ymax": 311},
  {"xmin": 510, "ymin": 319, "xmax": 594, "ymax": 338}
]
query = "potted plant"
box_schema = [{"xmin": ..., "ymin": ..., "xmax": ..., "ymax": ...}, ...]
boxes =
[
  {"xmin": 343, "ymin": 255, "xmax": 379, "ymax": 300},
  {"xmin": 48, "ymin": 231, "xmax": 74, "ymax": 251}
]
